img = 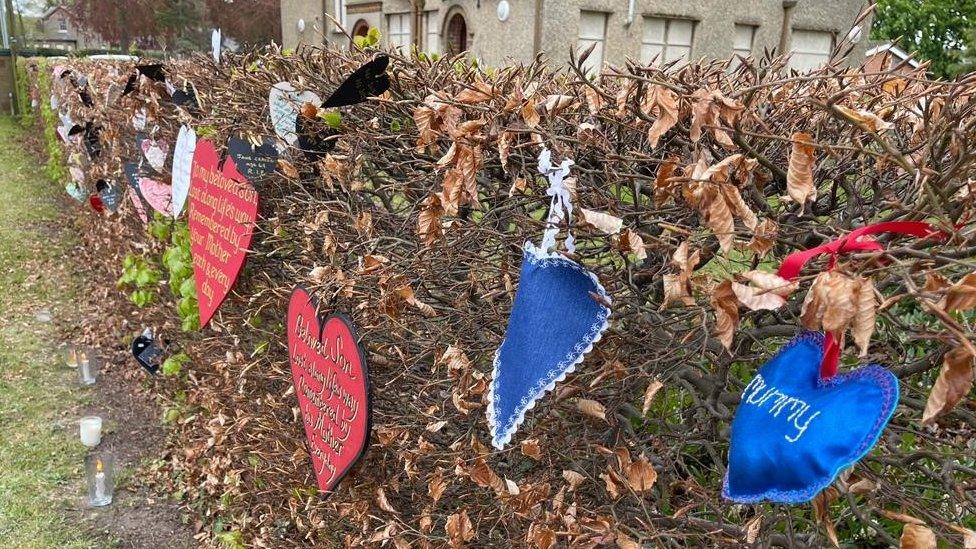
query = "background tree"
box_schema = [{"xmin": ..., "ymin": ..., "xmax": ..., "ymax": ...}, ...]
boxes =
[
  {"xmin": 203, "ymin": 0, "xmax": 281, "ymax": 46},
  {"xmin": 62, "ymin": 0, "xmax": 162, "ymax": 49},
  {"xmin": 60, "ymin": 0, "xmax": 280, "ymax": 51},
  {"xmin": 871, "ymin": 0, "xmax": 976, "ymax": 78}
]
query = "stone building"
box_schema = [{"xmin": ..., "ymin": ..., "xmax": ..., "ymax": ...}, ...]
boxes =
[
  {"xmin": 281, "ymin": 0, "xmax": 871, "ymax": 71},
  {"xmin": 30, "ymin": 6, "xmax": 108, "ymax": 51}
]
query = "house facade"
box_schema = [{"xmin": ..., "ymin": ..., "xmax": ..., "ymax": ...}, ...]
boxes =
[
  {"xmin": 281, "ymin": 0, "xmax": 871, "ymax": 71},
  {"xmin": 30, "ymin": 6, "xmax": 108, "ymax": 51}
]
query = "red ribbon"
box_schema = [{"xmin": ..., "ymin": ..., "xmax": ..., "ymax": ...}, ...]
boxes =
[{"xmin": 775, "ymin": 221, "xmax": 945, "ymax": 379}]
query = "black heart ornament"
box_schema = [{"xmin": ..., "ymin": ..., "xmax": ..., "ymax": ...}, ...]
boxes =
[
  {"xmin": 227, "ymin": 137, "xmax": 279, "ymax": 183},
  {"xmin": 295, "ymin": 114, "xmax": 338, "ymax": 162},
  {"xmin": 322, "ymin": 55, "xmax": 391, "ymax": 108},
  {"xmin": 95, "ymin": 180, "xmax": 121, "ymax": 212},
  {"xmin": 137, "ymin": 64, "xmax": 167, "ymax": 83}
]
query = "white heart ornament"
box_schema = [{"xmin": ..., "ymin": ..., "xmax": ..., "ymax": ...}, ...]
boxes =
[
  {"xmin": 269, "ymin": 82, "xmax": 321, "ymax": 147},
  {"xmin": 141, "ymin": 139, "xmax": 170, "ymax": 173},
  {"xmin": 171, "ymin": 125, "xmax": 197, "ymax": 218}
]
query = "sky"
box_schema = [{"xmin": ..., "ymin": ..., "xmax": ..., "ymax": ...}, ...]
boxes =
[{"xmin": 16, "ymin": 0, "xmax": 48, "ymax": 17}]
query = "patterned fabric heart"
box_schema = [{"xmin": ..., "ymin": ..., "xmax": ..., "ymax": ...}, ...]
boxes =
[
  {"xmin": 724, "ymin": 332, "xmax": 898, "ymax": 503},
  {"xmin": 141, "ymin": 139, "xmax": 169, "ymax": 173},
  {"xmin": 269, "ymin": 82, "xmax": 321, "ymax": 147},
  {"xmin": 487, "ymin": 242, "xmax": 611, "ymax": 449},
  {"xmin": 138, "ymin": 177, "xmax": 173, "ymax": 216}
]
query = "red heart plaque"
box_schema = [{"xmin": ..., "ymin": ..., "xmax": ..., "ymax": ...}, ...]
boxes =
[
  {"xmin": 287, "ymin": 286, "xmax": 371, "ymax": 493},
  {"xmin": 188, "ymin": 140, "xmax": 259, "ymax": 327}
]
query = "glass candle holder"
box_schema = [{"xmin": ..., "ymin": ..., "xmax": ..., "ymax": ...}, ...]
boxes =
[
  {"xmin": 76, "ymin": 349, "xmax": 97, "ymax": 386},
  {"xmin": 85, "ymin": 453, "xmax": 114, "ymax": 507},
  {"xmin": 61, "ymin": 344, "xmax": 78, "ymax": 369},
  {"xmin": 79, "ymin": 416, "xmax": 102, "ymax": 448}
]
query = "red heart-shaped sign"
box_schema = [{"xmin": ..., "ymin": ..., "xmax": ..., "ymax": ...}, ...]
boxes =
[
  {"xmin": 188, "ymin": 139, "xmax": 259, "ymax": 327},
  {"xmin": 287, "ymin": 286, "xmax": 371, "ymax": 493}
]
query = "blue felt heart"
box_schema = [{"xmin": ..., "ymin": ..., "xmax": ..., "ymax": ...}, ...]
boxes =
[
  {"xmin": 724, "ymin": 332, "xmax": 898, "ymax": 503},
  {"xmin": 487, "ymin": 242, "xmax": 611, "ymax": 449}
]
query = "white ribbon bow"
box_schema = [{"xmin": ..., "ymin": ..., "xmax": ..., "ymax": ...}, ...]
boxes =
[{"xmin": 537, "ymin": 148, "xmax": 576, "ymax": 253}]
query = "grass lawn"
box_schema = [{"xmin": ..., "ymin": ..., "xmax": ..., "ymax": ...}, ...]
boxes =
[{"xmin": 0, "ymin": 117, "xmax": 101, "ymax": 548}]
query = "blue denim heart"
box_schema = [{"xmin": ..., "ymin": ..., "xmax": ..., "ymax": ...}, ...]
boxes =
[
  {"xmin": 724, "ymin": 332, "xmax": 898, "ymax": 503},
  {"xmin": 487, "ymin": 243, "xmax": 611, "ymax": 449}
]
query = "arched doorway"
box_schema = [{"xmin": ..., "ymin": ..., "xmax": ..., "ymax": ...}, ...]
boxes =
[
  {"xmin": 351, "ymin": 19, "xmax": 370, "ymax": 45},
  {"xmin": 445, "ymin": 13, "xmax": 467, "ymax": 56}
]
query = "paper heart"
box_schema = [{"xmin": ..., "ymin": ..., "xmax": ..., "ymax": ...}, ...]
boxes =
[
  {"xmin": 172, "ymin": 84, "xmax": 199, "ymax": 112},
  {"xmin": 227, "ymin": 137, "xmax": 278, "ymax": 183},
  {"xmin": 123, "ymin": 161, "xmax": 141, "ymax": 188},
  {"xmin": 142, "ymin": 139, "xmax": 169, "ymax": 173},
  {"xmin": 89, "ymin": 194, "xmax": 104, "ymax": 213},
  {"xmin": 287, "ymin": 286, "xmax": 371, "ymax": 492},
  {"xmin": 188, "ymin": 140, "xmax": 259, "ymax": 327},
  {"xmin": 137, "ymin": 64, "xmax": 166, "ymax": 83},
  {"xmin": 487, "ymin": 243, "xmax": 612, "ymax": 449},
  {"xmin": 126, "ymin": 187, "xmax": 149, "ymax": 225},
  {"xmin": 171, "ymin": 125, "xmax": 197, "ymax": 218},
  {"xmin": 83, "ymin": 123, "xmax": 102, "ymax": 159},
  {"xmin": 66, "ymin": 182, "xmax": 87, "ymax": 202},
  {"xmin": 723, "ymin": 332, "xmax": 898, "ymax": 504},
  {"xmin": 295, "ymin": 114, "xmax": 339, "ymax": 162},
  {"xmin": 138, "ymin": 177, "xmax": 173, "ymax": 216},
  {"xmin": 322, "ymin": 55, "xmax": 391, "ymax": 108},
  {"xmin": 269, "ymin": 82, "xmax": 321, "ymax": 147},
  {"xmin": 69, "ymin": 166, "xmax": 85, "ymax": 184},
  {"xmin": 96, "ymin": 180, "xmax": 122, "ymax": 213}
]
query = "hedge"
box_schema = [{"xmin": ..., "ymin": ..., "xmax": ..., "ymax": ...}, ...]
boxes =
[{"xmin": 25, "ymin": 38, "xmax": 976, "ymax": 547}]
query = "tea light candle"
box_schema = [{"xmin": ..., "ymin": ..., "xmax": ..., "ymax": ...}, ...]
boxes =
[
  {"xmin": 79, "ymin": 416, "xmax": 102, "ymax": 447},
  {"xmin": 78, "ymin": 350, "xmax": 95, "ymax": 385},
  {"xmin": 85, "ymin": 453, "xmax": 114, "ymax": 507}
]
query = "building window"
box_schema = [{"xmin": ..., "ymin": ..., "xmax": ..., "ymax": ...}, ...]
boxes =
[
  {"xmin": 790, "ymin": 29, "xmax": 834, "ymax": 71},
  {"xmin": 641, "ymin": 17, "xmax": 694, "ymax": 65},
  {"xmin": 333, "ymin": 0, "xmax": 346, "ymax": 31},
  {"xmin": 577, "ymin": 11, "xmax": 607, "ymax": 75},
  {"xmin": 351, "ymin": 19, "xmax": 370, "ymax": 47},
  {"xmin": 425, "ymin": 11, "xmax": 440, "ymax": 54},
  {"xmin": 445, "ymin": 12, "xmax": 467, "ymax": 56},
  {"xmin": 733, "ymin": 24, "xmax": 756, "ymax": 58},
  {"xmin": 58, "ymin": 18, "xmax": 68, "ymax": 33},
  {"xmin": 387, "ymin": 13, "xmax": 411, "ymax": 52}
]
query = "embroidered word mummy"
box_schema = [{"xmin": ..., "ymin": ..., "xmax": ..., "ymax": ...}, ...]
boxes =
[{"xmin": 741, "ymin": 374, "xmax": 821, "ymax": 442}]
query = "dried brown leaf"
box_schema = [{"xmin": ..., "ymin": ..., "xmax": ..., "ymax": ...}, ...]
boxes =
[
  {"xmin": 417, "ymin": 193, "xmax": 445, "ymax": 246},
  {"xmin": 576, "ymin": 398, "xmax": 608, "ymax": 422},
  {"xmin": 787, "ymin": 132, "xmax": 817, "ymax": 205},
  {"xmin": 521, "ymin": 438, "xmax": 543, "ymax": 460},
  {"xmin": 944, "ymin": 273, "xmax": 976, "ymax": 313},
  {"xmin": 922, "ymin": 346, "xmax": 975, "ymax": 424},
  {"xmin": 901, "ymin": 523, "xmax": 937, "ymax": 549},
  {"xmin": 445, "ymin": 510, "xmax": 475, "ymax": 547},
  {"xmin": 617, "ymin": 229, "xmax": 647, "ymax": 261},
  {"xmin": 852, "ymin": 277, "xmax": 877, "ymax": 356},
  {"xmin": 836, "ymin": 105, "xmax": 893, "ymax": 132},
  {"xmin": 641, "ymin": 380, "xmax": 664, "ymax": 415},
  {"xmin": 711, "ymin": 280, "xmax": 739, "ymax": 350},
  {"xmin": 625, "ymin": 456, "xmax": 657, "ymax": 492},
  {"xmin": 563, "ymin": 469, "xmax": 585, "ymax": 490},
  {"xmin": 579, "ymin": 208, "xmax": 624, "ymax": 234}
]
